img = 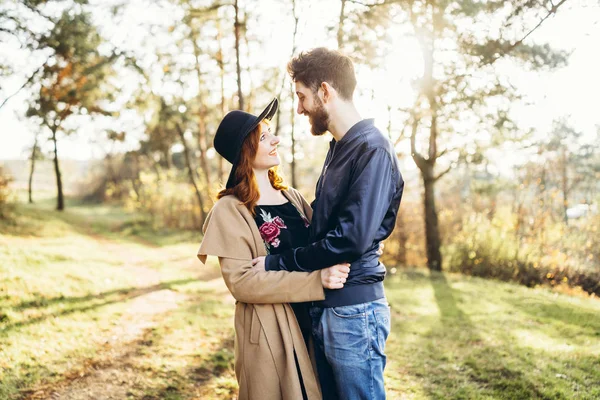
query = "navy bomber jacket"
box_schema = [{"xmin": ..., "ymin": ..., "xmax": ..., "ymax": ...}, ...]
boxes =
[{"xmin": 265, "ymin": 119, "xmax": 404, "ymax": 307}]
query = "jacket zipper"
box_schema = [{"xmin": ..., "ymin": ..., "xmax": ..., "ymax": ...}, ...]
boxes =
[{"xmin": 319, "ymin": 143, "xmax": 337, "ymax": 192}]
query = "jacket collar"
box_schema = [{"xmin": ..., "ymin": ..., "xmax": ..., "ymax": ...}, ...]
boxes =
[{"xmin": 333, "ymin": 118, "xmax": 375, "ymax": 145}]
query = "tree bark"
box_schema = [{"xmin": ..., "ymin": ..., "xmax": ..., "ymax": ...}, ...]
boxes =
[
  {"xmin": 289, "ymin": 0, "xmax": 299, "ymax": 187},
  {"xmin": 176, "ymin": 124, "xmax": 206, "ymax": 227},
  {"xmin": 234, "ymin": 0, "xmax": 244, "ymax": 110},
  {"xmin": 28, "ymin": 133, "xmax": 39, "ymax": 204},
  {"xmin": 190, "ymin": 27, "xmax": 213, "ymax": 200},
  {"xmin": 561, "ymin": 147, "xmax": 569, "ymax": 224},
  {"xmin": 410, "ymin": 9, "xmax": 443, "ymax": 271},
  {"xmin": 290, "ymin": 79, "xmax": 297, "ymax": 188},
  {"xmin": 337, "ymin": 0, "xmax": 347, "ymax": 49},
  {"xmin": 423, "ymin": 173, "xmax": 442, "ymax": 271},
  {"xmin": 411, "ymin": 117, "xmax": 443, "ymax": 271},
  {"xmin": 50, "ymin": 127, "xmax": 64, "ymax": 211},
  {"xmin": 217, "ymin": 19, "xmax": 227, "ymax": 185},
  {"xmin": 396, "ymin": 209, "xmax": 407, "ymax": 266}
]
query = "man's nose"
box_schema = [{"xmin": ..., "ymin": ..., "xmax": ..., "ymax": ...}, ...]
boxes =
[{"xmin": 297, "ymin": 103, "xmax": 304, "ymax": 115}]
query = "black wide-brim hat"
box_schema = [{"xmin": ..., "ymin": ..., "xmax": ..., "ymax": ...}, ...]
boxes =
[{"xmin": 214, "ymin": 98, "xmax": 279, "ymax": 189}]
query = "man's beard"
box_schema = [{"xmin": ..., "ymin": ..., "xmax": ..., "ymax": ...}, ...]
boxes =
[{"xmin": 308, "ymin": 98, "xmax": 329, "ymax": 136}]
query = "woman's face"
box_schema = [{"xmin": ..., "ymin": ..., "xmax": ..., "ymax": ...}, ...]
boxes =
[{"xmin": 252, "ymin": 122, "xmax": 281, "ymax": 171}]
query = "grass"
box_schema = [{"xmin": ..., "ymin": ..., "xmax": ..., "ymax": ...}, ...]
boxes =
[
  {"xmin": 1, "ymin": 200, "xmax": 599, "ymax": 399},
  {"xmin": 383, "ymin": 270, "xmax": 600, "ymax": 399}
]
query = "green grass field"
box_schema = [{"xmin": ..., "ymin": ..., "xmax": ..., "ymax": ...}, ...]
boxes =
[{"xmin": 1, "ymin": 200, "xmax": 599, "ymax": 399}]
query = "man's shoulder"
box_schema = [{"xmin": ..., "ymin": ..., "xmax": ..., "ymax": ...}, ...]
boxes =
[{"xmin": 355, "ymin": 124, "xmax": 395, "ymax": 154}]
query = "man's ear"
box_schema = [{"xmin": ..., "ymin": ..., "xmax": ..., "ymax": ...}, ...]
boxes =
[{"xmin": 320, "ymin": 82, "xmax": 334, "ymax": 103}]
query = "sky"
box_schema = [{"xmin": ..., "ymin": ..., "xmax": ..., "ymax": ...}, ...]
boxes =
[{"xmin": 0, "ymin": 0, "xmax": 598, "ymax": 168}]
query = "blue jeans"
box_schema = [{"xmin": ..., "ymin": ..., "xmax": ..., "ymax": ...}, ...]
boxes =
[{"xmin": 309, "ymin": 298, "xmax": 391, "ymax": 400}]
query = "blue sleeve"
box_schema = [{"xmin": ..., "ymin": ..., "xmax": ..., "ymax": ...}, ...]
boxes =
[{"xmin": 265, "ymin": 148, "xmax": 396, "ymax": 272}]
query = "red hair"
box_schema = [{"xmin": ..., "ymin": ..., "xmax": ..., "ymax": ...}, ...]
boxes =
[{"xmin": 217, "ymin": 120, "xmax": 287, "ymax": 215}]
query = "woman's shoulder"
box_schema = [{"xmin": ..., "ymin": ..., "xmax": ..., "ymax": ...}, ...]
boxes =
[
  {"xmin": 208, "ymin": 195, "xmax": 248, "ymax": 220},
  {"xmin": 203, "ymin": 195, "xmax": 250, "ymax": 234},
  {"xmin": 213, "ymin": 194, "xmax": 240, "ymax": 207}
]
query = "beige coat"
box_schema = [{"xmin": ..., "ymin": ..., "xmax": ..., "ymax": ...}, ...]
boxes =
[{"xmin": 197, "ymin": 188, "xmax": 325, "ymax": 400}]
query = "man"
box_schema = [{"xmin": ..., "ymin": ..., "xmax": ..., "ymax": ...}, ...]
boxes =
[{"xmin": 253, "ymin": 47, "xmax": 404, "ymax": 399}]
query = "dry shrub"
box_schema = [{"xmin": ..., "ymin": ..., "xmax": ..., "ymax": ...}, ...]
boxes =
[{"xmin": 445, "ymin": 207, "xmax": 600, "ymax": 296}]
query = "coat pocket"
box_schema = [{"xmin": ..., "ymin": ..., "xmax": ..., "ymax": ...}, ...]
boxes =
[{"xmin": 250, "ymin": 306, "xmax": 261, "ymax": 344}]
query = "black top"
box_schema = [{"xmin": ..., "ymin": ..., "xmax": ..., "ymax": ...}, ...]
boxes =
[
  {"xmin": 254, "ymin": 201, "xmax": 312, "ymax": 350},
  {"xmin": 254, "ymin": 201, "xmax": 310, "ymax": 255}
]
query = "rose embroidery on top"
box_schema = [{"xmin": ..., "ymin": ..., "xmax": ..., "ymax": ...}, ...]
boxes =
[{"xmin": 258, "ymin": 209, "xmax": 287, "ymax": 250}]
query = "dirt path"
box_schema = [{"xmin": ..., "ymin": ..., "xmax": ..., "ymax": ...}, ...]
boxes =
[
  {"xmin": 25, "ymin": 286, "xmax": 188, "ymax": 400},
  {"xmin": 22, "ymin": 233, "xmax": 196, "ymax": 400}
]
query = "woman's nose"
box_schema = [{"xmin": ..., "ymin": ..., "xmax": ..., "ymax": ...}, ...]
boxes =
[{"xmin": 272, "ymin": 136, "xmax": 280, "ymax": 145}]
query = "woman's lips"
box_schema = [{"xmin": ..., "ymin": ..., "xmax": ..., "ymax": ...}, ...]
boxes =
[{"xmin": 269, "ymin": 149, "xmax": 278, "ymax": 156}]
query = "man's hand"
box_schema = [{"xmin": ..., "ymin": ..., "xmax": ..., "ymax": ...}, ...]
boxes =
[
  {"xmin": 252, "ymin": 256, "xmax": 266, "ymax": 270},
  {"xmin": 321, "ymin": 263, "xmax": 350, "ymax": 289}
]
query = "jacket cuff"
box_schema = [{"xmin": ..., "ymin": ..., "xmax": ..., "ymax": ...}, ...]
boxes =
[{"xmin": 265, "ymin": 254, "xmax": 281, "ymax": 271}]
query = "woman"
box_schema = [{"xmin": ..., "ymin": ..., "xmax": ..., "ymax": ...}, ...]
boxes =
[{"xmin": 197, "ymin": 98, "xmax": 351, "ymax": 400}]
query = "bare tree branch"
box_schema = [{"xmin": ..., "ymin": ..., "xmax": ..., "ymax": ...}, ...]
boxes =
[
  {"xmin": 0, "ymin": 56, "xmax": 50, "ymax": 110},
  {"xmin": 346, "ymin": 0, "xmax": 404, "ymax": 8},
  {"xmin": 188, "ymin": 2, "xmax": 233, "ymax": 18},
  {"xmin": 434, "ymin": 165, "xmax": 452, "ymax": 181},
  {"xmin": 483, "ymin": 0, "xmax": 569, "ymax": 66},
  {"xmin": 410, "ymin": 114, "xmax": 428, "ymax": 170},
  {"xmin": 16, "ymin": 0, "xmax": 55, "ymax": 24},
  {"xmin": 393, "ymin": 119, "xmax": 409, "ymax": 146}
]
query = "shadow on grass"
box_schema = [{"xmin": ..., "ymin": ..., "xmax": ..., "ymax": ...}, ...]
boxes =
[
  {"xmin": 503, "ymin": 296, "xmax": 600, "ymax": 333},
  {"xmin": 424, "ymin": 272, "xmax": 548, "ymax": 399},
  {"xmin": 1, "ymin": 278, "xmax": 199, "ymax": 334}
]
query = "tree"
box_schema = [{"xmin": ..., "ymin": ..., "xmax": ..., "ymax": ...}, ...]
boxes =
[
  {"xmin": 26, "ymin": 10, "xmax": 117, "ymax": 210},
  {"xmin": 344, "ymin": 0, "xmax": 568, "ymax": 270},
  {"xmin": 545, "ymin": 119, "xmax": 600, "ymax": 223},
  {"xmin": 27, "ymin": 132, "xmax": 44, "ymax": 204},
  {"xmin": 273, "ymin": 0, "xmax": 300, "ymax": 187},
  {"xmin": 234, "ymin": 0, "xmax": 244, "ymax": 109}
]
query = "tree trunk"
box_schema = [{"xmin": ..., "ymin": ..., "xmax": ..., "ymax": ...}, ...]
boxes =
[
  {"xmin": 423, "ymin": 173, "xmax": 442, "ymax": 271},
  {"xmin": 130, "ymin": 153, "xmax": 141, "ymax": 202},
  {"xmin": 28, "ymin": 134, "xmax": 39, "ymax": 204},
  {"xmin": 290, "ymin": 79, "xmax": 297, "ymax": 187},
  {"xmin": 191, "ymin": 27, "xmax": 213, "ymax": 200},
  {"xmin": 163, "ymin": 148, "xmax": 172, "ymax": 170},
  {"xmin": 411, "ymin": 10, "xmax": 444, "ymax": 271},
  {"xmin": 176, "ymin": 124, "xmax": 206, "ymax": 227},
  {"xmin": 243, "ymin": 30, "xmax": 254, "ymax": 111},
  {"xmin": 396, "ymin": 209, "xmax": 407, "ymax": 266},
  {"xmin": 561, "ymin": 147, "xmax": 569, "ymax": 224},
  {"xmin": 234, "ymin": 0, "xmax": 244, "ymax": 110},
  {"xmin": 217, "ymin": 20, "xmax": 227, "ymax": 185},
  {"xmin": 289, "ymin": 0, "xmax": 299, "ymax": 187},
  {"xmin": 387, "ymin": 105, "xmax": 392, "ymax": 140},
  {"xmin": 51, "ymin": 127, "xmax": 64, "ymax": 211},
  {"xmin": 337, "ymin": 0, "xmax": 346, "ymax": 49}
]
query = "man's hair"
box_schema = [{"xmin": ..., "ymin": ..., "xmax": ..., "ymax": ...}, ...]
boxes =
[{"xmin": 287, "ymin": 47, "xmax": 357, "ymax": 101}]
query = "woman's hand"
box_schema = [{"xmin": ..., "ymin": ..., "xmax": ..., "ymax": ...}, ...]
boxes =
[{"xmin": 321, "ymin": 263, "xmax": 350, "ymax": 289}]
